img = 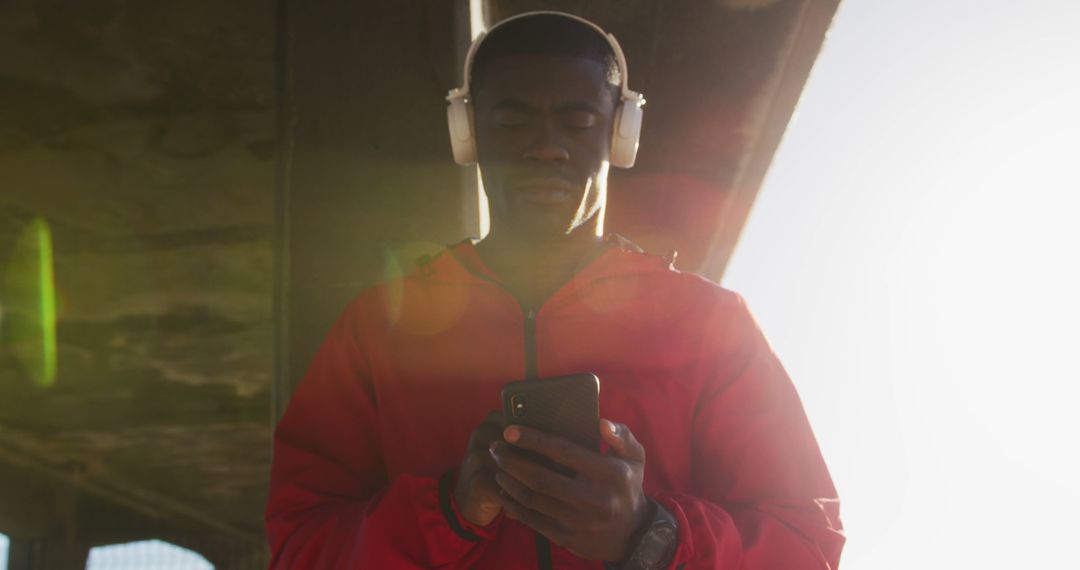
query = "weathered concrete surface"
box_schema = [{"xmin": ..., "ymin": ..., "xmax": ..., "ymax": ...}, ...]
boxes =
[{"xmin": 0, "ymin": 0, "xmax": 275, "ymax": 561}]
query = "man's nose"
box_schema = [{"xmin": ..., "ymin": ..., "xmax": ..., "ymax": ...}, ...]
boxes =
[{"xmin": 522, "ymin": 122, "xmax": 570, "ymax": 163}]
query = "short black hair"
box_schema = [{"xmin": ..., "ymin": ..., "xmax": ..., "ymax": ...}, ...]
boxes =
[{"xmin": 470, "ymin": 13, "xmax": 622, "ymax": 91}]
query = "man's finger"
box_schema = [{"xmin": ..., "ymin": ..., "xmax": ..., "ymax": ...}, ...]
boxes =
[
  {"xmin": 479, "ymin": 410, "xmax": 505, "ymax": 430},
  {"xmin": 498, "ymin": 490, "xmax": 569, "ymax": 548},
  {"xmin": 468, "ymin": 411, "xmax": 505, "ymax": 449},
  {"xmin": 489, "ymin": 442, "xmax": 600, "ymax": 509},
  {"xmin": 502, "ymin": 425, "xmax": 606, "ymax": 476},
  {"xmin": 599, "ymin": 419, "xmax": 646, "ymax": 463},
  {"xmin": 494, "ymin": 471, "xmax": 579, "ymax": 523}
]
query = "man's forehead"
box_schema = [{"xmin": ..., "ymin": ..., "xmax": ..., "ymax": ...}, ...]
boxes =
[{"xmin": 472, "ymin": 55, "xmax": 615, "ymax": 103}]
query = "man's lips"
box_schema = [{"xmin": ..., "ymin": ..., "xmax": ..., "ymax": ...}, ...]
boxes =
[{"xmin": 513, "ymin": 178, "xmax": 578, "ymax": 205}]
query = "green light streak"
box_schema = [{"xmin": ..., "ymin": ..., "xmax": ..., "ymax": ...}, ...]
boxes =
[
  {"xmin": 36, "ymin": 218, "xmax": 57, "ymax": 387},
  {"xmin": 1, "ymin": 217, "xmax": 58, "ymax": 387}
]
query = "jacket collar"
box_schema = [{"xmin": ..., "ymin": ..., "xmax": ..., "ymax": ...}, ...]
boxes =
[{"xmin": 445, "ymin": 233, "xmax": 672, "ymax": 288}]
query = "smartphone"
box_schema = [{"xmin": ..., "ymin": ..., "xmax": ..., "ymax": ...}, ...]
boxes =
[{"xmin": 501, "ymin": 373, "xmax": 601, "ymax": 477}]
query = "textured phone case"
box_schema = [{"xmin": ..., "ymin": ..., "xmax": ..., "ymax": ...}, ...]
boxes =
[{"xmin": 501, "ymin": 374, "xmax": 601, "ymax": 452}]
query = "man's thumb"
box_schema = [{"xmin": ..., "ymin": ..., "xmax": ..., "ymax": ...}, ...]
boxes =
[{"xmin": 600, "ymin": 419, "xmax": 646, "ymax": 462}]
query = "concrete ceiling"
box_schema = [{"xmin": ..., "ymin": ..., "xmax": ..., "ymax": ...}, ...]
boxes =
[{"xmin": 0, "ymin": 0, "xmax": 275, "ymax": 564}]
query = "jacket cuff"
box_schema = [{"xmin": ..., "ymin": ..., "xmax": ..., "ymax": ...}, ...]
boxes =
[{"xmin": 438, "ymin": 468, "xmax": 503, "ymax": 541}]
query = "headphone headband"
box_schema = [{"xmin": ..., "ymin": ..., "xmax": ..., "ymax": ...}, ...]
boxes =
[{"xmin": 448, "ymin": 11, "xmax": 637, "ymax": 103}]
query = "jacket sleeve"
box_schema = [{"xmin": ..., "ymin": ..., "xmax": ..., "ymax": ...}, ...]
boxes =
[
  {"xmin": 656, "ymin": 293, "xmax": 845, "ymax": 569},
  {"xmin": 265, "ymin": 303, "xmax": 502, "ymax": 568}
]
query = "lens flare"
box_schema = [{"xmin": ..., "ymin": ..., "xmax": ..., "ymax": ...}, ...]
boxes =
[{"xmin": 1, "ymin": 217, "xmax": 57, "ymax": 387}]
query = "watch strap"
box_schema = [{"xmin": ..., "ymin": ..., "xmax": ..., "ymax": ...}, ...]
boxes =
[{"xmin": 607, "ymin": 499, "xmax": 679, "ymax": 570}]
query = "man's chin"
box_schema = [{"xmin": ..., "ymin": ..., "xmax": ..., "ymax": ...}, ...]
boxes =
[
  {"xmin": 504, "ymin": 212, "xmax": 579, "ymax": 242},
  {"xmin": 515, "ymin": 187, "xmax": 576, "ymax": 207}
]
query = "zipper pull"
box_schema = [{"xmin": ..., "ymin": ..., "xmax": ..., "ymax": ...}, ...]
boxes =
[{"xmin": 526, "ymin": 308, "xmax": 536, "ymax": 321}]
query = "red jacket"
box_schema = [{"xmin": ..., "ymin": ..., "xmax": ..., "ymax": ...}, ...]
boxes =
[{"xmin": 266, "ymin": 239, "xmax": 844, "ymax": 569}]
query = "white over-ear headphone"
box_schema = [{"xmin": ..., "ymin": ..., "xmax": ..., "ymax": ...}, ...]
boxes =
[{"xmin": 446, "ymin": 11, "xmax": 646, "ymax": 168}]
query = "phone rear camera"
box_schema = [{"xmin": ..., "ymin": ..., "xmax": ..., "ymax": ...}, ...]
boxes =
[{"xmin": 510, "ymin": 395, "xmax": 526, "ymax": 418}]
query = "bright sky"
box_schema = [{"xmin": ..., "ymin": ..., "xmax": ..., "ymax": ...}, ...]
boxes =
[
  {"xmin": 722, "ymin": 0, "xmax": 1080, "ymax": 568},
  {"xmin": 84, "ymin": 540, "xmax": 212, "ymax": 570},
  {"xmin": 0, "ymin": 537, "xmax": 212, "ymax": 569}
]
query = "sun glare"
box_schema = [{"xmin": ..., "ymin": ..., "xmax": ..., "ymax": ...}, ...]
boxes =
[{"xmin": 723, "ymin": 1, "xmax": 1079, "ymax": 568}]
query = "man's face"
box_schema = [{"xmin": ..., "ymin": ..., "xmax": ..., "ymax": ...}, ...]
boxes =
[{"xmin": 472, "ymin": 55, "xmax": 618, "ymax": 241}]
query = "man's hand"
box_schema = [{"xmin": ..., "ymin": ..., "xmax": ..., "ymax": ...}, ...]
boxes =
[
  {"xmin": 490, "ymin": 419, "xmax": 652, "ymax": 563},
  {"xmin": 453, "ymin": 411, "xmax": 506, "ymax": 526}
]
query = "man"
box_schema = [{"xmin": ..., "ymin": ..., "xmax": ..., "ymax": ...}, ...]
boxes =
[{"xmin": 266, "ymin": 11, "xmax": 844, "ymax": 569}]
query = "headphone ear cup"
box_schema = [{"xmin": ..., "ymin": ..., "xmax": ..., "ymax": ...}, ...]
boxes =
[
  {"xmin": 610, "ymin": 97, "xmax": 643, "ymax": 168},
  {"xmin": 447, "ymin": 98, "xmax": 477, "ymax": 165}
]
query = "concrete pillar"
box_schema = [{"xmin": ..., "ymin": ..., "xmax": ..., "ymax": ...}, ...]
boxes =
[
  {"xmin": 276, "ymin": 0, "xmax": 472, "ymax": 414},
  {"xmin": 6, "ymin": 537, "xmax": 88, "ymax": 570}
]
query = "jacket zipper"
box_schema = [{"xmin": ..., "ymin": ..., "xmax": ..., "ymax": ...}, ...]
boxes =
[
  {"xmin": 524, "ymin": 308, "xmax": 538, "ymax": 380},
  {"xmin": 446, "ymin": 245, "xmax": 609, "ymax": 570},
  {"xmin": 522, "ymin": 306, "xmax": 552, "ymax": 569}
]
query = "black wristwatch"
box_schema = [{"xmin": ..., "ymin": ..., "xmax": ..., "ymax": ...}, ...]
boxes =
[{"xmin": 606, "ymin": 499, "xmax": 679, "ymax": 570}]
